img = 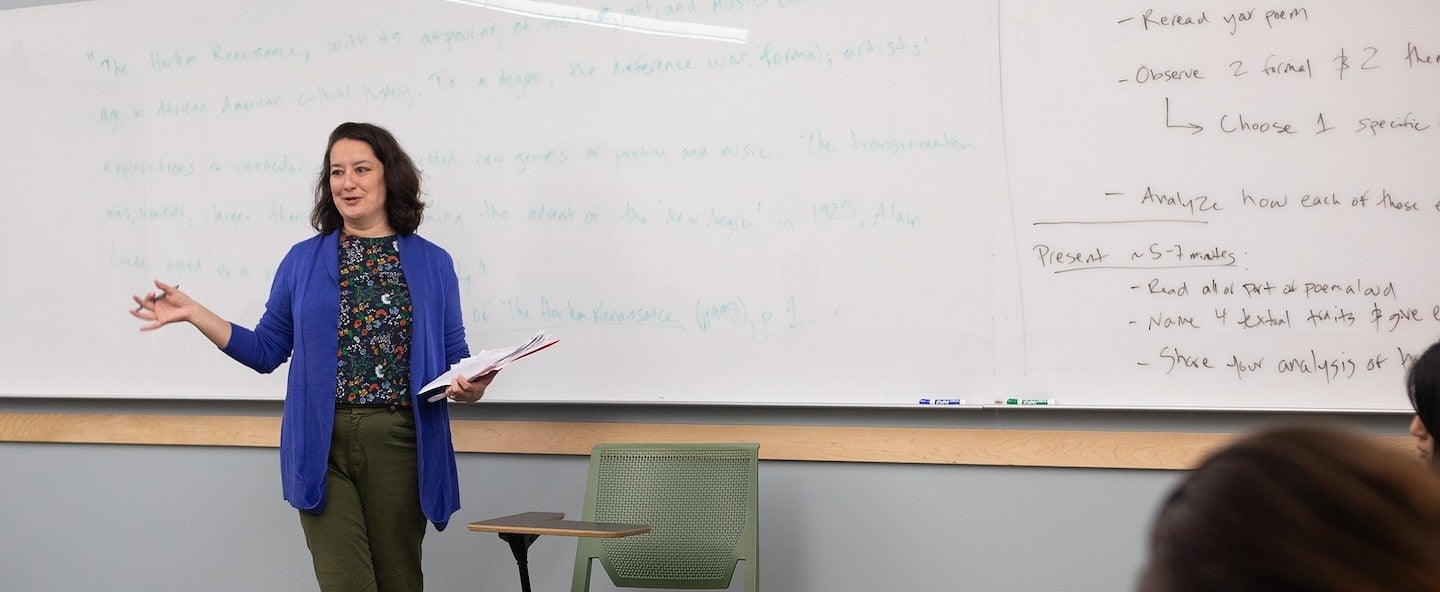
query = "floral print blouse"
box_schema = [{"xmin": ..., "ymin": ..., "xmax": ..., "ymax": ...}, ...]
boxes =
[{"xmin": 336, "ymin": 233, "xmax": 413, "ymax": 405}]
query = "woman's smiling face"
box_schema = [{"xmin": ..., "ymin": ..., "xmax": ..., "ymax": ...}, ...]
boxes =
[{"xmin": 329, "ymin": 138, "xmax": 391, "ymax": 237}]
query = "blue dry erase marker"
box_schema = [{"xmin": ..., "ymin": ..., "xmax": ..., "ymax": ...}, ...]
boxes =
[
  {"xmin": 996, "ymin": 398, "xmax": 1055, "ymax": 405},
  {"xmin": 919, "ymin": 398, "xmax": 965, "ymax": 405}
]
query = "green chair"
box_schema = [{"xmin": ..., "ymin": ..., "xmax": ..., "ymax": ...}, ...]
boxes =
[{"xmin": 570, "ymin": 443, "xmax": 760, "ymax": 592}]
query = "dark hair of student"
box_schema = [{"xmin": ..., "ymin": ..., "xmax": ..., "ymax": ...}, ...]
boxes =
[
  {"xmin": 310, "ymin": 122, "xmax": 425, "ymax": 235},
  {"xmin": 1408, "ymin": 341, "xmax": 1440, "ymax": 456},
  {"xmin": 1137, "ymin": 426, "xmax": 1440, "ymax": 592}
]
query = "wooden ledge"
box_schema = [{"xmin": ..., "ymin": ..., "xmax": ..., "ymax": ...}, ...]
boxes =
[{"xmin": 0, "ymin": 412, "xmax": 1412, "ymax": 470}]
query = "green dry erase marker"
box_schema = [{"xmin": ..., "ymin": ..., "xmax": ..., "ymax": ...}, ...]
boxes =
[{"xmin": 996, "ymin": 398, "xmax": 1055, "ymax": 405}]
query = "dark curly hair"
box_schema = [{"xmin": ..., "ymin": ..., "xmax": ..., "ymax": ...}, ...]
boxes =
[
  {"xmin": 1139, "ymin": 426, "xmax": 1440, "ymax": 592},
  {"xmin": 310, "ymin": 122, "xmax": 425, "ymax": 235},
  {"xmin": 1409, "ymin": 340, "xmax": 1440, "ymax": 466}
]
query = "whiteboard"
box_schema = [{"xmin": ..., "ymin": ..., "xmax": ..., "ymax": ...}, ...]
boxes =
[
  {"xmin": 1, "ymin": 0, "xmax": 1435, "ymax": 411},
  {"xmin": 999, "ymin": 0, "xmax": 1440, "ymax": 411},
  {"xmin": 0, "ymin": 0, "xmax": 997, "ymax": 405}
]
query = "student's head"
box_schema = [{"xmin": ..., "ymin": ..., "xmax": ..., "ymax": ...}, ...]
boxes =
[
  {"xmin": 1408, "ymin": 340, "xmax": 1440, "ymax": 464},
  {"xmin": 1138, "ymin": 426, "xmax": 1440, "ymax": 592},
  {"xmin": 311, "ymin": 122, "xmax": 425, "ymax": 235}
]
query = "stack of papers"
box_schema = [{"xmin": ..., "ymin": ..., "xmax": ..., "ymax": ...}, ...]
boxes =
[{"xmin": 421, "ymin": 331, "xmax": 559, "ymax": 402}]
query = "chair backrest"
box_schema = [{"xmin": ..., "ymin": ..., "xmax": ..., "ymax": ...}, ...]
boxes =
[{"xmin": 571, "ymin": 443, "xmax": 760, "ymax": 592}]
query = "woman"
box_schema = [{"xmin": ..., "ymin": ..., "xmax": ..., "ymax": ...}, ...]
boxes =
[
  {"xmin": 1407, "ymin": 340, "xmax": 1440, "ymax": 464},
  {"xmin": 1137, "ymin": 426, "xmax": 1440, "ymax": 592},
  {"xmin": 131, "ymin": 122, "xmax": 489, "ymax": 592}
]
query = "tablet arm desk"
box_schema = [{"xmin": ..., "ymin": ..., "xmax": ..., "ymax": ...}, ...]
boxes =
[{"xmin": 468, "ymin": 511, "xmax": 650, "ymax": 592}]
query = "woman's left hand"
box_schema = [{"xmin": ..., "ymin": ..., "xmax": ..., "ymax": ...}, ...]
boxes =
[{"xmin": 446, "ymin": 370, "xmax": 497, "ymax": 403}]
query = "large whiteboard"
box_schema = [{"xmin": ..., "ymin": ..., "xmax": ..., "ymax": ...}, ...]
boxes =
[{"xmin": 1, "ymin": 0, "xmax": 1436, "ymax": 411}]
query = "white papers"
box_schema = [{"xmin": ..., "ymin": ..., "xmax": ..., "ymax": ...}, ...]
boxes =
[{"xmin": 421, "ymin": 331, "xmax": 558, "ymax": 402}]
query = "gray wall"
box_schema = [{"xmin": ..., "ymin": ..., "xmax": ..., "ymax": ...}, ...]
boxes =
[{"xmin": 0, "ymin": 398, "xmax": 1410, "ymax": 592}]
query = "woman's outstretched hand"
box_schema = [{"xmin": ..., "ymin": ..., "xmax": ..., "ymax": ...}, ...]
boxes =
[
  {"xmin": 131, "ymin": 279, "xmax": 193, "ymax": 330},
  {"xmin": 129, "ymin": 279, "xmax": 232, "ymax": 348}
]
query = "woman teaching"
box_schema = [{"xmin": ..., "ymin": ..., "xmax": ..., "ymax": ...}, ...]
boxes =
[{"xmin": 130, "ymin": 122, "xmax": 489, "ymax": 592}]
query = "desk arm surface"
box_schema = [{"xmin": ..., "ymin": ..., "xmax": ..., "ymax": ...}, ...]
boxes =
[{"xmin": 468, "ymin": 511, "xmax": 650, "ymax": 538}]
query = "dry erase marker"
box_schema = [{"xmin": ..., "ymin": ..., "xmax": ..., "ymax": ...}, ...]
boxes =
[
  {"xmin": 996, "ymin": 398, "xmax": 1055, "ymax": 405},
  {"xmin": 919, "ymin": 398, "xmax": 965, "ymax": 405},
  {"xmin": 135, "ymin": 285, "xmax": 177, "ymax": 313}
]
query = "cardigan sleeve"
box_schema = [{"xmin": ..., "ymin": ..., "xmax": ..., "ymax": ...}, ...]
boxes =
[{"xmin": 438, "ymin": 248, "xmax": 470, "ymax": 365}]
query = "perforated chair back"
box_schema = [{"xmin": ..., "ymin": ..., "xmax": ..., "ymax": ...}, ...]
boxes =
[{"xmin": 570, "ymin": 443, "xmax": 760, "ymax": 592}]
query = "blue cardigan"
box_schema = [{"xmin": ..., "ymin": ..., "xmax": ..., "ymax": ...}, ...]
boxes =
[{"xmin": 221, "ymin": 231, "xmax": 470, "ymax": 530}]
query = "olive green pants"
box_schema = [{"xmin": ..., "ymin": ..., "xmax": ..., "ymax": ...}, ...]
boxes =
[{"xmin": 300, "ymin": 405, "xmax": 428, "ymax": 592}]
